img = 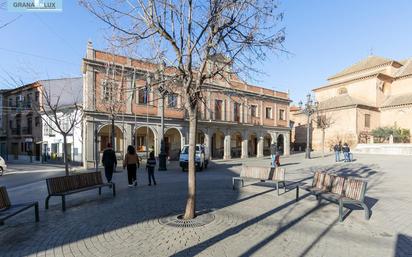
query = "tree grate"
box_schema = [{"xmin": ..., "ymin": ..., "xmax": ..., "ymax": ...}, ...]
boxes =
[{"xmin": 159, "ymin": 209, "xmax": 215, "ymax": 228}]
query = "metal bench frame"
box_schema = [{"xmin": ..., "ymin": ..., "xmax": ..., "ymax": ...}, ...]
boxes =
[
  {"xmin": 0, "ymin": 187, "xmax": 39, "ymax": 225},
  {"xmin": 45, "ymin": 172, "xmax": 116, "ymax": 211},
  {"xmin": 233, "ymin": 166, "xmax": 286, "ymax": 195},
  {"xmin": 296, "ymin": 171, "xmax": 370, "ymax": 222}
]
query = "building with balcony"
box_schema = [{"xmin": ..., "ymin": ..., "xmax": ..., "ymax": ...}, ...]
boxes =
[
  {"xmin": 82, "ymin": 42, "xmax": 292, "ymax": 168},
  {"xmin": 1, "ymin": 78, "xmax": 82, "ymax": 162}
]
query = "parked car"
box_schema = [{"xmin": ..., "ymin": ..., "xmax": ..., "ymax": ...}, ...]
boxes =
[
  {"xmin": 179, "ymin": 144, "xmax": 209, "ymax": 172},
  {"xmin": 0, "ymin": 156, "xmax": 7, "ymax": 176}
]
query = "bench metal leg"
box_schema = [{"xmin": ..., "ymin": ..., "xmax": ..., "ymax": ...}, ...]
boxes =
[
  {"xmin": 339, "ymin": 199, "xmax": 344, "ymax": 222},
  {"xmin": 295, "ymin": 186, "xmax": 299, "ymax": 201},
  {"xmin": 112, "ymin": 183, "xmax": 116, "ymax": 197},
  {"xmin": 98, "ymin": 187, "xmax": 102, "ymax": 195},
  {"xmin": 34, "ymin": 202, "xmax": 39, "ymax": 222},
  {"xmin": 277, "ymin": 181, "xmax": 286, "ymax": 196},
  {"xmin": 62, "ymin": 195, "xmax": 66, "ymax": 212},
  {"xmin": 45, "ymin": 195, "xmax": 51, "ymax": 210},
  {"xmin": 360, "ymin": 202, "xmax": 370, "ymax": 220},
  {"xmin": 232, "ymin": 178, "xmax": 243, "ymax": 190}
]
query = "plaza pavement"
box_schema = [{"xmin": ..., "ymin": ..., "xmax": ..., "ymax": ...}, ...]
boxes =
[{"xmin": 0, "ymin": 152, "xmax": 411, "ymax": 257}]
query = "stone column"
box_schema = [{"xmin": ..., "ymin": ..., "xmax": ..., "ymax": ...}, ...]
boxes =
[
  {"xmin": 204, "ymin": 129, "xmax": 212, "ymax": 160},
  {"xmin": 283, "ymin": 132, "xmax": 290, "ymax": 156},
  {"xmin": 257, "ymin": 136, "xmax": 264, "ymax": 158},
  {"xmin": 224, "ymin": 134, "xmax": 231, "ymax": 160},
  {"xmin": 241, "ymin": 139, "xmax": 248, "ymax": 159},
  {"xmin": 123, "ymin": 124, "xmax": 132, "ymax": 155}
]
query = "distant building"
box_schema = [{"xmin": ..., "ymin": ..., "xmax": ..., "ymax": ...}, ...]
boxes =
[
  {"xmin": 1, "ymin": 78, "xmax": 82, "ymax": 162},
  {"xmin": 82, "ymin": 42, "xmax": 292, "ymax": 168},
  {"xmin": 292, "ymin": 55, "xmax": 412, "ymax": 151}
]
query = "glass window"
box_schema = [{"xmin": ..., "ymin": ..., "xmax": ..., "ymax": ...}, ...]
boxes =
[
  {"xmin": 168, "ymin": 94, "xmax": 177, "ymax": 108},
  {"xmin": 265, "ymin": 107, "xmax": 272, "ymax": 119},
  {"xmin": 279, "ymin": 109, "xmax": 285, "ymax": 120},
  {"xmin": 102, "ymin": 80, "xmax": 118, "ymax": 102},
  {"xmin": 215, "ymin": 100, "xmax": 222, "ymax": 120},
  {"xmin": 251, "ymin": 105, "xmax": 257, "ymax": 117},
  {"xmin": 365, "ymin": 114, "xmax": 371, "ymax": 128},
  {"xmin": 138, "ymin": 87, "xmax": 148, "ymax": 104},
  {"xmin": 234, "ymin": 102, "xmax": 241, "ymax": 122}
]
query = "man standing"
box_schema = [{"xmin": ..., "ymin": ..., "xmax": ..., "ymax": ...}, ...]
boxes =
[
  {"xmin": 102, "ymin": 143, "xmax": 117, "ymax": 183},
  {"xmin": 333, "ymin": 143, "xmax": 340, "ymax": 162},
  {"xmin": 270, "ymin": 143, "xmax": 277, "ymax": 168}
]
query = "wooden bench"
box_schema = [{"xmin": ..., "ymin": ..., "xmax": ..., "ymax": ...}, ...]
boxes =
[
  {"xmin": 296, "ymin": 171, "xmax": 370, "ymax": 222},
  {"xmin": 45, "ymin": 172, "xmax": 115, "ymax": 211},
  {"xmin": 0, "ymin": 186, "xmax": 39, "ymax": 225},
  {"xmin": 233, "ymin": 166, "xmax": 286, "ymax": 195}
]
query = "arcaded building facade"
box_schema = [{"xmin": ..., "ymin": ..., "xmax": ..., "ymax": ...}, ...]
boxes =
[
  {"xmin": 82, "ymin": 43, "xmax": 291, "ymax": 168},
  {"xmin": 292, "ymin": 55, "xmax": 412, "ymax": 150}
]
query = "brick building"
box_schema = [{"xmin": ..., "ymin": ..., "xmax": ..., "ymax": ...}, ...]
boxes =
[
  {"xmin": 82, "ymin": 42, "xmax": 292, "ymax": 168},
  {"xmin": 1, "ymin": 78, "xmax": 82, "ymax": 162}
]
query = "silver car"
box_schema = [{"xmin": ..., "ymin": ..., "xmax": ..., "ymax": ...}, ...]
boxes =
[{"xmin": 0, "ymin": 156, "xmax": 6, "ymax": 176}]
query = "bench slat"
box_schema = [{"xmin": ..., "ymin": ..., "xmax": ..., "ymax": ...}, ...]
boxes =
[
  {"xmin": 344, "ymin": 178, "xmax": 367, "ymax": 201},
  {"xmin": 330, "ymin": 175, "xmax": 345, "ymax": 195}
]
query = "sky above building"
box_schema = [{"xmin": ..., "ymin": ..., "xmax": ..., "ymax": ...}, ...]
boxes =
[{"xmin": 0, "ymin": 0, "xmax": 412, "ymax": 104}]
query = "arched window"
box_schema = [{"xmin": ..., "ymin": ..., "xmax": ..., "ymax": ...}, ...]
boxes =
[{"xmin": 338, "ymin": 87, "xmax": 348, "ymax": 95}]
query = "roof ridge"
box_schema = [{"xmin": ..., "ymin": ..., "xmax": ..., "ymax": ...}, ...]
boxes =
[{"xmin": 328, "ymin": 55, "xmax": 393, "ymax": 80}]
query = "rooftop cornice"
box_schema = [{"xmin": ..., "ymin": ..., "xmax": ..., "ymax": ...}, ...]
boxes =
[
  {"xmin": 327, "ymin": 60, "xmax": 397, "ymax": 81},
  {"xmin": 313, "ymin": 72, "xmax": 393, "ymax": 92},
  {"xmin": 83, "ymin": 57, "xmax": 291, "ymax": 103}
]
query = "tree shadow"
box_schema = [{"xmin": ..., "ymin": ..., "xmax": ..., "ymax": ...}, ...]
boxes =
[
  {"xmin": 170, "ymin": 195, "xmax": 318, "ymax": 257},
  {"xmin": 395, "ymin": 234, "xmax": 412, "ymax": 257}
]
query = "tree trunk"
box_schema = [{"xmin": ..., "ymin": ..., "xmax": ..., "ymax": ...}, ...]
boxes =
[
  {"xmin": 63, "ymin": 134, "xmax": 69, "ymax": 176},
  {"xmin": 111, "ymin": 118, "xmax": 115, "ymax": 150},
  {"xmin": 183, "ymin": 106, "xmax": 198, "ymax": 220},
  {"xmin": 322, "ymin": 128, "xmax": 325, "ymax": 158}
]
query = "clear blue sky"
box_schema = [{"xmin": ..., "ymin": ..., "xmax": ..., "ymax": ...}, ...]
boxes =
[{"xmin": 1, "ymin": 0, "xmax": 412, "ymax": 104}]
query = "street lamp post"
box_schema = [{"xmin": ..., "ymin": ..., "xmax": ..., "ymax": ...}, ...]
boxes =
[
  {"xmin": 158, "ymin": 62, "xmax": 167, "ymax": 171},
  {"xmin": 299, "ymin": 94, "xmax": 318, "ymax": 159}
]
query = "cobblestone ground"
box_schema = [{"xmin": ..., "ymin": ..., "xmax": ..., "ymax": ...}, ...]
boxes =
[{"xmin": 1, "ymin": 153, "xmax": 411, "ymax": 257}]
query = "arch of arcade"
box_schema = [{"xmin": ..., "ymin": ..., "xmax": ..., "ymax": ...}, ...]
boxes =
[{"xmin": 81, "ymin": 45, "xmax": 291, "ymax": 168}]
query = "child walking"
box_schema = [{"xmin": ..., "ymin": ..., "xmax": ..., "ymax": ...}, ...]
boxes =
[{"xmin": 146, "ymin": 151, "xmax": 157, "ymax": 186}]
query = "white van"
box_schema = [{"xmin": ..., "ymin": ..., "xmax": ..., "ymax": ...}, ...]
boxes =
[{"xmin": 179, "ymin": 144, "xmax": 209, "ymax": 172}]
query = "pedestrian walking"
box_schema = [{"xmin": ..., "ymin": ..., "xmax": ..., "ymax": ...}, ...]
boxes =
[
  {"xmin": 102, "ymin": 143, "xmax": 117, "ymax": 183},
  {"xmin": 123, "ymin": 145, "xmax": 140, "ymax": 187},
  {"xmin": 338, "ymin": 141, "xmax": 343, "ymax": 160},
  {"xmin": 270, "ymin": 143, "xmax": 277, "ymax": 168},
  {"xmin": 333, "ymin": 143, "xmax": 340, "ymax": 162},
  {"xmin": 275, "ymin": 151, "xmax": 281, "ymax": 167},
  {"xmin": 342, "ymin": 143, "xmax": 350, "ymax": 162},
  {"xmin": 146, "ymin": 151, "xmax": 157, "ymax": 186}
]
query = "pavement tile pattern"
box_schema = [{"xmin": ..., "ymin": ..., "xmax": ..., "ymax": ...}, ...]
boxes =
[{"xmin": 0, "ymin": 154, "xmax": 411, "ymax": 257}]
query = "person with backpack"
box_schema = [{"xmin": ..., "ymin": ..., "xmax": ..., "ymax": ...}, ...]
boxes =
[
  {"xmin": 146, "ymin": 151, "xmax": 157, "ymax": 186},
  {"xmin": 102, "ymin": 143, "xmax": 117, "ymax": 183},
  {"xmin": 270, "ymin": 143, "xmax": 277, "ymax": 168},
  {"xmin": 123, "ymin": 145, "xmax": 140, "ymax": 187}
]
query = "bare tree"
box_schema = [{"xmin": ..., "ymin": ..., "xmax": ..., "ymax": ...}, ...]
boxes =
[
  {"xmin": 81, "ymin": 0, "xmax": 285, "ymax": 219},
  {"xmin": 34, "ymin": 81, "xmax": 83, "ymax": 176},
  {"xmin": 0, "ymin": 2, "xmax": 22, "ymax": 30},
  {"xmin": 315, "ymin": 110, "xmax": 334, "ymax": 157}
]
